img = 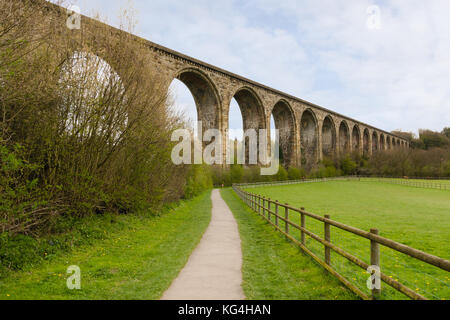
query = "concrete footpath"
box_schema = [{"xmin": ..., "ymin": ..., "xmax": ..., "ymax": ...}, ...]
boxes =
[{"xmin": 161, "ymin": 189, "xmax": 245, "ymax": 300}]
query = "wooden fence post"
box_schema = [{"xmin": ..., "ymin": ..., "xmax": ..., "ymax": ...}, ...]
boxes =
[
  {"xmin": 370, "ymin": 229, "xmax": 381, "ymax": 299},
  {"xmin": 285, "ymin": 204, "xmax": 289, "ymax": 237},
  {"xmin": 275, "ymin": 201, "xmax": 279, "ymax": 227},
  {"xmin": 324, "ymin": 215, "xmax": 331, "ymax": 265},
  {"xmin": 301, "ymin": 207, "xmax": 306, "ymax": 245},
  {"xmin": 258, "ymin": 196, "xmax": 261, "ymax": 215},
  {"xmin": 262, "ymin": 196, "xmax": 266, "ymax": 217},
  {"xmin": 268, "ymin": 198, "xmax": 271, "ymax": 221},
  {"xmin": 252, "ymin": 194, "xmax": 255, "ymax": 210}
]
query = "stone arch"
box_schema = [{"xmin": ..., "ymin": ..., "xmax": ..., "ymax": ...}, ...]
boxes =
[
  {"xmin": 392, "ymin": 138, "xmax": 397, "ymax": 148},
  {"xmin": 322, "ymin": 115, "xmax": 336, "ymax": 159},
  {"xmin": 380, "ymin": 134, "xmax": 386, "ymax": 150},
  {"xmin": 300, "ymin": 109, "xmax": 319, "ymax": 169},
  {"xmin": 352, "ymin": 125, "xmax": 361, "ymax": 153},
  {"xmin": 386, "ymin": 136, "xmax": 391, "ymax": 149},
  {"xmin": 372, "ymin": 131, "xmax": 379, "ymax": 152},
  {"xmin": 232, "ymin": 86, "xmax": 266, "ymax": 131},
  {"xmin": 231, "ymin": 86, "xmax": 266, "ymax": 164},
  {"xmin": 59, "ymin": 51, "xmax": 128, "ymax": 141},
  {"xmin": 339, "ymin": 120, "xmax": 350, "ymax": 154},
  {"xmin": 363, "ymin": 128, "xmax": 370, "ymax": 156},
  {"xmin": 74, "ymin": 47, "xmax": 128, "ymax": 85},
  {"xmin": 271, "ymin": 100, "xmax": 296, "ymax": 168},
  {"xmin": 397, "ymin": 139, "xmax": 401, "ymax": 147},
  {"xmin": 174, "ymin": 67, "xmax": 222, "ymax": 133}
]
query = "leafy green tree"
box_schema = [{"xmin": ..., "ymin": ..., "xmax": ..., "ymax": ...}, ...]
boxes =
[
  {"xmin": 419, "ymin": 130, "xmax": 450, "ymax": 149},
  {"xmin": 341, "ymin": 156, "xmax": 357, "ymax": 175}
]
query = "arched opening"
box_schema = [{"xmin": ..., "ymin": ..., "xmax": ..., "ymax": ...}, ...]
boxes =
[
  {"xmin": 363, "ymin": 129, "xmax": 370, "ymax": 157},
  {"xmin": 386, "ymin": 136, "xmax": 391, "ymax": 150},
  {"xmin": 322, "ymin": 116, "xmax": 336, "ymax": 159},
  {"xmin": 175, "ymin": 69, "xmax": 221, "ymax": 134},
  {"xmin": 228, "ymin": 97, "xmax": 244, "ymax": 162},
  {"xmin": 300, "ymin": 109, "xmax": 318, "ymax": 169},
  {"xmin": 380, "ymin": 134, "xmax": 386, "ymax": 150},
  {"xmin": 363, "ymin": 129, "xmax": 370, "ymax": 156},
  {"xmin": 169, "ymin": 79, "xmax": 198, "ymax": 131},
  {"xmin": 372, "ymin": 132, "xmax": 379, "ymax": 152},
  {"xmin": 231, "ymin": 87, "xmax": 266, "ymax": 165},
  {"xmin": 392, "ymin": 138, "xmax": 397, "ymax": 148},
  {"xmin": 352, "ymin": 125, "xmax": 361, "ymax": 153},
  {"xmin": 59, "ymin": 51, "xmax": 127, "ymax": 142},
  {"xmin": 339, "ymin": 121, "xmax": 350, "ymax": 154},
  {"xmin": 271, "ymin": 100, "xmax": 295, "ymax": 168},
  {"xmin": 397, "ymin": 139, "xmax": 401, "ymax": 148},
  {"xmin": 233, "ymin": 88, "xmax": 266, "ymax": 131}
]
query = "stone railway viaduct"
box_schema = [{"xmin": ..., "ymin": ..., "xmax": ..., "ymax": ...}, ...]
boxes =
[
  {"xmin": 154, "ymin": 45, "xmax": 409, "ymax": 168},
  {"xmin": 47, "ymin": 2, "xmax": 409, "ymax": 168}
]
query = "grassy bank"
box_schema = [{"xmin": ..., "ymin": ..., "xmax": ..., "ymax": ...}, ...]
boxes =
[
  {"xmin": 0, "ymin": 191, "xmax": 212, "ymax": 300},
  {"xmin": 244, "ymin": 181, "xmax": 450, "ymax": 300},
  {"xmin": 220, "ymin": 188, "xmax": 357, "ymax": 300}
]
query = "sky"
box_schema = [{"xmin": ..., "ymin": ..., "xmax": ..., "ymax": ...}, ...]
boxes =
[{"xmin": 57, "ymin": 0, "xmax": 450, "ymax": 137}]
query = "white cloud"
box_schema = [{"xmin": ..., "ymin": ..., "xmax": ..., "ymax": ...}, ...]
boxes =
[
  {"xmin": 67, "ymin": 0, "xmax": 449, "ymax": 135},
  {"xmin": 255, "ymin": 0, "xmax": 450, "ymax": 133}
]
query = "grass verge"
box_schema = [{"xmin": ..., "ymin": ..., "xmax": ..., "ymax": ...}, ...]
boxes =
[
  {"xmin": 0, "ymin": 191, "xmax": 212, "ymax": 300},
  {"xmin": 220, "ymin": 188, "xmax": 357, "ymax": 300}
]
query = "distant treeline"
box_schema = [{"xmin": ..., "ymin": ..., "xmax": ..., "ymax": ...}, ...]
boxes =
[{"xmin": 392, "ymin": 128, "xmax": 450, "ymax": 150}]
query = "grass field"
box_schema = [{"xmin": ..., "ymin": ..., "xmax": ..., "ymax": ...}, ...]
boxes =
[
  {"xmin": 242, "ymin": 181, "xmax": 450, "ymax": 300},
  {"xmin": 0, "ymin": 191, "xmax": 212, "ymax": 300},
  {"xmin": 368, "ymin": 178, "xmax": 450, "ymax": 184},
  {"xmin": 360, "ymin": 177, "xmax": 450, "ymax": 190},
  {"xmin": 220, "ymin": 188, "xmax": 357, "ymax": 300}
]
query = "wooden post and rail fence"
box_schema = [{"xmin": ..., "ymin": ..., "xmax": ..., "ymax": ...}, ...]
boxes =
[
  {"xmin": 232, "ymin": 184, "xmax": 450, "ymax": 300},
  {"xmin": 236, "ymin": 176, "xmax": 450, "ymax": 191}
]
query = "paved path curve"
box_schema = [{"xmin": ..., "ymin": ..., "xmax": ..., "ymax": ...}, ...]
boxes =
[{"xmin": 161, "ymin": 189, "xmax": 245, "ymax": 300}]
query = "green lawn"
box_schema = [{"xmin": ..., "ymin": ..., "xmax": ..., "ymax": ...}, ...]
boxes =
[
  {"xmin": 220, "ymin": 188, "xmax": 358, "ymax": 300},
  {"xmin": 0, "ymin": 191, "xmax": 212, "ymax": 300},
  {"xmin": 360, "ymin": 177, "xmax": 450, "ymax": 190},
  {"xmin": 243, "ymin": 181, "xmax": 450, "ymax": 300}
]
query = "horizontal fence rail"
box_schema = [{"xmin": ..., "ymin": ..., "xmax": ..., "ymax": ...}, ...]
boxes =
[
  {"xmin": 235, "ymin": 176, "xmax": 450, "ymax": 191},
  {"xmin": 232, "ymin": 183, "xmax": 450, "ymax": 300}
]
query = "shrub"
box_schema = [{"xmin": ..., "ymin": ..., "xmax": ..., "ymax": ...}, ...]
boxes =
[
  {"xmin": 287, "ymin": 167, "xmax": 302, "ymax": 180},
  {"xmin": 230, "ymin": 165, "xmax": 244, "ymax": 184},
  {"xmin": 276, "ymin": 166, "xmax": 289, "ymax": 181},
  {"xmin": 340, "ymin": 156, "xmax": 357, "ymax": 175},
  {"xmin": 184, "ymin": 164, "xmax": 213, "ymax": 199},
  {"xmin": 0, "ymin": 1, "xmax": 190, "ymax": 234}
]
